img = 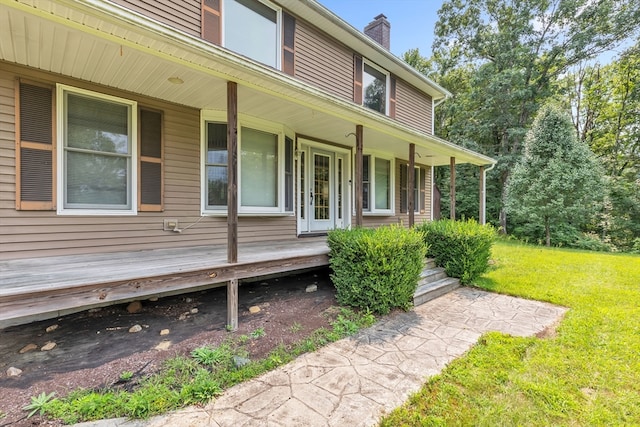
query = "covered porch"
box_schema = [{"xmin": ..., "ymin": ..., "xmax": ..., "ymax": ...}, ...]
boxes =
[{"xmin": 0, "ymin": 238, "xmax": 328, "ymax": 328}]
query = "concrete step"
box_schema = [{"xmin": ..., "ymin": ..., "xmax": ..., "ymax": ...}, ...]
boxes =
[
  {"xmin": 424, "ymin": 258, "xmax": 437, "ymax": 270},
  {"xmin": 418, "ymin": 267, "xmax": 448, "ymax": 286},
  {"xmin": 413, "ymin": 277, "xmax": 460, "ymax": 306}
]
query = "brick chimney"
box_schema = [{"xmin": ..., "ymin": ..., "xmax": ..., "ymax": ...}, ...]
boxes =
[{"xmin": 364, "ymin": 14, "xmax": 390, "ymax": 50}]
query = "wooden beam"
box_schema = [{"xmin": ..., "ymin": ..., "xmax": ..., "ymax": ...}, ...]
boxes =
[
  {"xmin": 227, "ymin": 81, "xmax": 238, "ymax": 263},
  {"xmin": 227, "ymin": 279, "xmax": 238, "ymax": 331},
  {"xmin": 479, "ymin": 165, "xmax": 486, "ymax": 225},
  {"xmin": 355, "ymin": 125, "xmax": 364, "ymax": 227},
  {"xmin": 408, "ymin": 143, "xmax": 415, "ymax": 227},
  {"xmin": 450, "ymin": 157, "xmax": 456, "ymax": 220}
]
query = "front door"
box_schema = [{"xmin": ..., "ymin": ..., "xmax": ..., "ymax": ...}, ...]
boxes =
[
  {"xmin": 310, "ymin": 150, "xmax": 333, "ymax": 231},
  {"xmin": 298, "ymin": 142, "xmax": 349, "ymax": 234}
]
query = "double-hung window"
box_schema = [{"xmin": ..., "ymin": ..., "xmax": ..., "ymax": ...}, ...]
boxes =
[
  {"xmin": 362, "ymin": 154, "xmax": 393, "ymax": 214},
  {"xmin": 363, "ymin": 62, "xmax": 388, "ymax": 114},
  {"xmin": 202, "ymin": 115, "xmax": 293, "ymax": 214},
  {"xmin": 224, "ymin": 0, "xmax": 281, "ymax": 68},
  {"xmin": 57, "ymin": 85, "xmax": 137, "ymax": 214}
]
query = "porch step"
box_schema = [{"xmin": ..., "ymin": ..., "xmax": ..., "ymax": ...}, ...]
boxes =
[{"xmin": 413, "ymin": 259, "xmax": 460, "ymax": 306}]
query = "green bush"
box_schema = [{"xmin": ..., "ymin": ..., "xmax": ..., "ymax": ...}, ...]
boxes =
[
  {"xmin": 327, "ymin": 225, "xmax": 427, "ymax": 314},
  {"xmin": 416, "ymin": 219, "xmax": 495, "ymax": 284}
]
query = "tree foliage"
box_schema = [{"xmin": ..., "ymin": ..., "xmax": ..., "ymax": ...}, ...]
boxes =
[
  {"xmin": 505, "ymin": 104, "xmax": 604, "ymax": 246},
  {"xmin": 429, "ymin": 0, "xmax": 640, "ymax": 231}
]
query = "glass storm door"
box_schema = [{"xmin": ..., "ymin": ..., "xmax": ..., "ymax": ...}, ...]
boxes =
[{"xmin": 310, "ymin": 151, "xmax": 333, "ymax": 231}]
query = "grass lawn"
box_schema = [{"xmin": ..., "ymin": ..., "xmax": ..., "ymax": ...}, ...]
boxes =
[{"xmin": 381, "ymin": 240, "xmax": 640, "ymax": 426}]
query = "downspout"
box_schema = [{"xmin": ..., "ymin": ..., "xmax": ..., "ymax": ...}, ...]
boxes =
[{"xmin": 480, "ymin": 163, "xmax": 496, "ymax": 225}]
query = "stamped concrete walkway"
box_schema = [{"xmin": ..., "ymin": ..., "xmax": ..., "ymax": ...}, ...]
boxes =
[{"xmin": 77, "ymin": 288, "xmax": 567, "ymax": 427}]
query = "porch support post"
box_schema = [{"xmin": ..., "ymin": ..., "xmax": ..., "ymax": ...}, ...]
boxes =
[
  {"xmin": 450, "ymin": 157, "xmax": 456, "ymax": 220},
  {"xmin": 227, "ymin": 278, "xmax": 238, "ymax": 331},
  {"xmin": 355, "ymin": 125, "xmax": 364, "ymax": 227},
  {"xmin": 408, "ymin": 143, "xmax": 415, "ymax": 227},
  {"xmin": 479, "ymin": 165, "xmax": 486, "ymax": 225},
  {"xmin": 227, "ymin": 81, "xmax": 238, "ymax": 264}
]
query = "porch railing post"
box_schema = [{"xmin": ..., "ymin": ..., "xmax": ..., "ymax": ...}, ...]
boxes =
[
  {"xmin": 408, "ymin": 143, "xmax": 415, "ymax": 227},
  {"xmin": 355, "ymin": 125, "xmax": 363, "ymax": 227},
  {"xmin": 450, "ymin": 157, "xmax": 456, "ymax": 220}
]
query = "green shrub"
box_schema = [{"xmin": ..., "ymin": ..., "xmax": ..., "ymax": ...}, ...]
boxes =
[
  {"xmin": 416, "ymin": 219, "xmax": 495, "ymax": 284},
  {"xmin": 327, "ymin": 225, "xmax": 427, "ymax": 314}
]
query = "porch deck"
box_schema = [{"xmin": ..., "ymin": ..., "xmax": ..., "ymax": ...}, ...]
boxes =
[{"xmin": 0, "ymin": 239, "xmax": 329, "ymax": 328}]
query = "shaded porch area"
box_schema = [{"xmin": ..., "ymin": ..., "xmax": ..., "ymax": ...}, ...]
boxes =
[{"xmin": 0, "ymin": 238, "xmax": 328, "ymax": 328}]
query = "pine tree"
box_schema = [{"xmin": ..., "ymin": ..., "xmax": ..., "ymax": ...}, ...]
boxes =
[{"xmin": 506, "ymin": 104, "xmax": 604, "ymax": 246}]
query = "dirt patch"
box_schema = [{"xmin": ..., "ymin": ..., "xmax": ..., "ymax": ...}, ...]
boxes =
[{"xmin": 0, "ymin": 268, "xmax": 337, "ymax": 426}]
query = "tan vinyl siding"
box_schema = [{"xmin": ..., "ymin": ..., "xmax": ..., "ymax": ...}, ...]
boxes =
[
  {"xmin": 294, "ymin": 20, "xmax": 353, "ymax": 101},
  {"xmin": 0, "ymin": 65, "xmax": 297, "ymax": 260},
  {"xmin": 395, "ymin": 79, "xmax": 433, "ymax": 135},
  {"xmin": 108, "ymin": 0, "xmax": 201, "ymax": 37}
]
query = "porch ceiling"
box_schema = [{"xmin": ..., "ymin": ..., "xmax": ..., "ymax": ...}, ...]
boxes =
[{"xmin": 0, "ymin": 0, "xmax": 495, "ymax": 167}]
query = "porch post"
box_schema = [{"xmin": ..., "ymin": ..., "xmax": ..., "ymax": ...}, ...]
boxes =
[
  {"xmin": 355, "ymin": 125, "xmax": 364, "ymax": 227},
  {"xmin": 227, "ymin": 81, "xmax": 238, "ymax": 264},
  {"xmin": 479, "ymin": 165, "xmax": 486, "ymax": 225},
  {"xmin": 227, "ymin": 81, "xmax": 238, "ymax": 331},
  {"xmin": 408, "ymin": 143, "xmax": 415, "ymax": 227},
  {"xmin": 450, "ymin": 157, "xmax": 456, "ymax": 220}
]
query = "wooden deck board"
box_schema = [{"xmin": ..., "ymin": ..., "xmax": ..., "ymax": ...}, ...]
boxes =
[{"xmin": 0, "ymin": 239, "xmax": 330, "ymax": 327}]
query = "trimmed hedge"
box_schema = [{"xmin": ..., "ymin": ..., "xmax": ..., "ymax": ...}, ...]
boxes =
[
  {"xmin": 416, "ymin": 219, "xmax": 495, "ymax": 284},
  {"xmin": 327, "ymin": 225, "xmax": 427, "ymax": 314}
]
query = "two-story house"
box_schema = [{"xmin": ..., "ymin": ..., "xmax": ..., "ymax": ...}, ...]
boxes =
[{"xmin": 0, "ymin": 0, "xmax": 495, "ymax": 327}]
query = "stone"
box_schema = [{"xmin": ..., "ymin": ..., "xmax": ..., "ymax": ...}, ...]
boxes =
[
  {"xmin": 160, "ymin": 329, "xmax": 170, "ymax": 336},
  {"xmin": 129, "ymin": 324, "xmax": 142, "ymax": 333},
  {"xmin": 149, "ymin": 297, "xmax": 159, "ymax": 302},
  {"xmin": 249, "ymin": 306, "xmax": 261, "ymax": 314},
  {"xmin": 127, "ymin": 301, "xmax": 142, "ymax": 314},
  {"xmin": 185, "ymin": 297, "xmax": 193, "ymax": 303},
  {"xmin": 233, "ymin": 356, "xmax": 251, "ymax": 369},
  {"xmin": 6, "ymin": 367, "xmax": 22, "ymax": 377},
  {"xmin": 19, "ymin": 344, "xmax": 38, "ymax": 354},
  {"xmin": 306, "ymin": 284, "xmax": 318, "ymax": 293},
  {"xmin": 190, "ymin": 308, "xmax": 199, "ymax": 314},
  {"xmin": 178, "ymin": 312, "xmax": 189, "ymax": 321},
  {"xmin": 41, "ymin": 342, "xmax": 57, "ymax": 351},
  {"xmin": 155, "ymin": 340, "xmax": 172, "ymax": 351},
  {"xmin": 45, "ymin": 324, "xmax": 59, "ymax": 333}
]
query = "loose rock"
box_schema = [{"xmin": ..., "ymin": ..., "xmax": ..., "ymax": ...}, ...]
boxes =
[
  {"xmin": 45, "ymin": 324, "xmax": 59, "ymax": 333},
  {"xmin": 160, "ymin": 329, "xmax": 170, "ymax": 336},
  {"xmin": 190, "ymin": 308, "xmax": 199, "ymax": 314},
  {"xmin": 41, "ymin": 342, "xmax": 57, "ymax": 351},
  {"xmin": 127, "ymin": 301, "xmax": 142, "ymax": 314},
  {"xmin": 305, "ymin": 284, "xmax": 318, "ymax": 293},
  {"xmin": 19, "ymin": 344, "xmax": 38, "ymax": 354},
  {"xmin": 155, "ymin": 340, "xmax": 172, "ymax": 351},
  {"xmin": 249, "ymin": 306, "xmax": 261, "ymax": 314},
  {"xmin": 178, "ymin": 312, "xmax": 188, "ymax": 321},
  {"xmin": 148, "ymin": 297, "xmax": 159, "ymax": 302},
  {"xmin": 185, "ymin": 297, "xmax": 192, "ymax": 303},
  {"xmin": 129, "ymin": 324, "xmax": 142, "ymax": 333},
  {"xmin": 6, "ymin": 367, "xmax": 22, "ymax": 377}
]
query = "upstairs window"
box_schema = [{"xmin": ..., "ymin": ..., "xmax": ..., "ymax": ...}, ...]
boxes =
[
  {"xmin": 363, "ymin": 63, "xmax": 388, "ymax": 114},
  {"xmin": 224, "ymin": 0, "xmax": 280, "ymax": 68}
]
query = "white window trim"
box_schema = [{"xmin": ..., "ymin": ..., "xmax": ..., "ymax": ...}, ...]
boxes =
[
  {"xmin": 221, "ymin": 0, "xmax": 282, "ymax": 70},
  {"xmin": 358, "ymin": 152, "xmax": 395, "ymax": 216},
  {"xmin": 362, "ymin": 59, "xmax": 390, "ymax": 116},
  {"xmin": 56, "ymin": 84, "xmax": 138, "ymax": 216},
  {"xmin": 200, "ymin": 111, "xmax": 288, "ymax": 215}
]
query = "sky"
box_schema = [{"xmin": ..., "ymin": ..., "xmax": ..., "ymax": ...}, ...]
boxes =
[{"xmin": 317, "ymin": 0, "xmax": 445, "ymax": 59}]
